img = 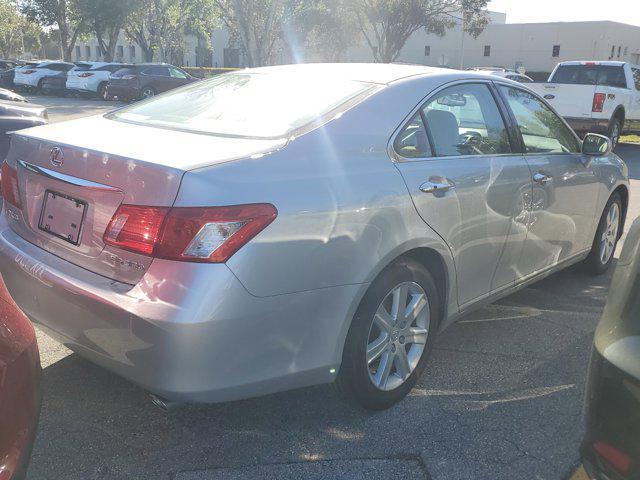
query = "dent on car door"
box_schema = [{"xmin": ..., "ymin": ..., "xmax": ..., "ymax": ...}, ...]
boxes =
[
  {"xmin": 498, "ymin": 85, "xmax": 598, "ymax": 275},
  {"xmin": 394, "ymin": 82, "xmax": 532, "ymax": 307}
]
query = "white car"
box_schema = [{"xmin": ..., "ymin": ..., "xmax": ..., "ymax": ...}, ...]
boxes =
[
  {"xmin": 13, "ymin": 61, "xmax": 76, "ymax": 91},
  {"xmin": 468, "ymin": 67, "xmax": 534, "ymax": 83},
  {"xmin": 66, "ymin": 62, "xmax": 129, "ymax": 99},
  {"xmin": 529, "ymin": 61, "xmax": 640, "ymax": 147}
]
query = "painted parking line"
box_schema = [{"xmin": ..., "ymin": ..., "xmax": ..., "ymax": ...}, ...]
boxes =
[{"xmin": 569, "ymin": 465, "xmax": 589, "ymax": 480}]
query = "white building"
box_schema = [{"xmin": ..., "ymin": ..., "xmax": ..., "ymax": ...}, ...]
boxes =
[{"xmin": 72, "ymin": 12, "xmax": 640, "ymax": 78}]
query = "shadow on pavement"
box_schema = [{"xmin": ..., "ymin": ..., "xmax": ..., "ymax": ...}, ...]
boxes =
[{"xmin": 28, "ymin": 263, "xmax": 613, "ymax": 480}]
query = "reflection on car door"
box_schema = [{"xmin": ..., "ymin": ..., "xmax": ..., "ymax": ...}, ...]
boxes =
[
  {"xmin": 498, "ymin": 85, "xmax": 599, "ymax": 276},
  {"xmin": 394, "ymin": 82, "xmax": 533, "ymax": 307}
]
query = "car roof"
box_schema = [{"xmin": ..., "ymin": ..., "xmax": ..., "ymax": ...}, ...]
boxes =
[
  {"xmin": 557, "ymin": 61, "xmax": 627, "ymax": 67},
  {"xmin": 238, "ymin": 63, "xmax": 466, "ymax": 85}
]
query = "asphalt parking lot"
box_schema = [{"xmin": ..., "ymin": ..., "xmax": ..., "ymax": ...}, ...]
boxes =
[{"xmin": 22, "ymin": 94, "xmax": 640, "ymax": 480}]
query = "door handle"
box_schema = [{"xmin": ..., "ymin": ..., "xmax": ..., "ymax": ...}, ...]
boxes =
[
  {"xmin": 533, "ymin": 172, "xmax": 552, "ymax": 186},
  {"xmin": 419, "ymin": 179, "xmax": 456, "ymax": 194}
]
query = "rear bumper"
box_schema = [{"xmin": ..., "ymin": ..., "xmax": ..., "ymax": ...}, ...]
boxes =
[
  {"xmin": 0, "ymin": 217, "xmax": 357, "ymax": 403},
  {"xmin": 565, "ymin": 117, "xmax": 610, "ymax": 136}
]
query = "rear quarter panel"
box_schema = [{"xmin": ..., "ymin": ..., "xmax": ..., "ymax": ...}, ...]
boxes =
[{"xmin": 175, "ymin": 78, "xmax": 457, "ymax": 312}]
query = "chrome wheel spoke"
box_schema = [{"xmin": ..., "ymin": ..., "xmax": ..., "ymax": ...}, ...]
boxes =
[
  {"xmin": 375, "ymin": 351, "xmax": 394, "ymax": 388},
  {"xmin": 405, "ymin": 293, "xmax": 427, "ymax": 324},
  {"xmin": 394, "ymin": 347, "xmax": 411, "ymax": 380},
  {"xmin": 405, "ymin": 327, "xmax": 428, "ymax": 345},
  {"xmin": 374, "ymin": 306, "xmax": 393, "ymax": 333},
  {"xmin": 367, "ymin": 335, "xmax": 388, "ymax": 365},
  {"xmin": 391, "ymin": 284, "xmax": 408, "ymax": 323}
]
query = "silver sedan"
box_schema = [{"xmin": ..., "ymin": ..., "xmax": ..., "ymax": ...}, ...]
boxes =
[{"xmin": 0, "ymin": 64, "xmax": 629, "ymax": 410}]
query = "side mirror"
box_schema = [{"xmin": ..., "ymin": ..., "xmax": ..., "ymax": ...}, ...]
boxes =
[{"xmin": 582, "ymin": 133, "xmax": 612, "ymax": 157}]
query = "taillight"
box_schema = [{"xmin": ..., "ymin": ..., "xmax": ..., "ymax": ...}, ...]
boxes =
[
  {"xmin": 78, "ymin": 72, "xmax": 94, "ymax": 78},
  {"xmin": 103, "ymin": 204, "xmax": 277, "ymax": 262},
  {"xmin": 21, "ymin": 69, "xmax": 36, "ymax": 74},
  {"xmin": 1, "ymin": 162, "xmax": 21, "ymax": 209},
  {"xmin": 120, "ymin": 75, "xmax": 135, "ymax": 80},
  {"xmin": 593, "ymin": 441, "xmax": 632, "ymax": 476},
  {"xmin": 593, "ymin": 93, "xmax": 606, "ymax": 112}
]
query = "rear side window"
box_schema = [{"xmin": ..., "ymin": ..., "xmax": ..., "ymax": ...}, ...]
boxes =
[
  {"xmin": 422, "ymin": 83, "xmax": 512, "ymax": 157},
  {"xmin": 551, "ymin": 65, "xmax": 627, "ymax": 88},
  {"xmin": 395, "ymin": 114, "xmax": 431, "ymax": 158},
  {"xmin": 112, "ymin": 68, "xmax": 134, "ymax": 77},
  {"xmin": 143, "ymin": 66, "xmax": 170, "ymax": 76},
  {"xmin": 499, "ymin": 86, "xmax": 580, "ymax": 154}
]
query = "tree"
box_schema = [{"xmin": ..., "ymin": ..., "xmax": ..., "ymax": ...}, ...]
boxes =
[
  {"xmin": 351, "ymin": 0, "xmax": 489, "ymax": 63},
  {"xmin": 213, "ymin": 0, "xmax": 310, "ymax": 67},
  {"xmin": 76, "ymin": 0, "xmax": 134, "ymax": 61},
  {"xmin": 292, "ymin": 0, "xmax": 361, "ymax": 62},
  {"xmin": 125, "ymin": 0, "xmax": 218, "ymax": 64},
  {"xmin": 0, "ymin": 0, "xmax": 41, "ymax": 58},
  {"xmin": 18, "ymin": 0, "xmax": 86, "ymax": 61}
]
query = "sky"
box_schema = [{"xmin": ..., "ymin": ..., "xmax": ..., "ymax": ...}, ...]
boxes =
[{"xmin": 488, "ymin": 0, "xmax": 640, "ymax": 26}]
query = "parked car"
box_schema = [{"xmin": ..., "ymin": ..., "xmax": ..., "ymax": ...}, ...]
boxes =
[
  {"xmin": 106, "ymin": 63, "xmax": 196, "ymax": 101},
  {"xmin": 0, "ymin": 64, "xmax": 629, "ymax": 410},
  {"xmin": 582, "ymin": 215, "xmax": 640, "ymax": 479},
  {"xmin": 0, "ymin": 60, "xmax": 21, "ymax": 71},
  {"xmin": 13, "ymin": 61, "xmax": 75, "ymax": 92},
  {"xmin": 468, "ymin": 67, "xmax": 534, "ymax": 83},
  {"xmin": 39, "ymin": 73, "xmax": 70, "ymax": 97},
  {"xmin": 67, "ymin": 62, "xmax": 129, "ymax": 100},
  {"xmin": 0, "ymin": 100, "xmax": 47, "ymax": 161},
  {"xmin": 0, "ymin": 278, "xmax": 42, "ymax": 480},
  {"xmin": 529, "ymin": 61, "xmax": 640, "ymax": 147},
  {"xmin": 0, "ymin": 88, "xmax": 27, "ymax": 103}
]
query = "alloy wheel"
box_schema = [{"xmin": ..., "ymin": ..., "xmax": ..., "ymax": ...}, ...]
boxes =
[
  {"xmin": 600, "ymin": 202, "xmax": 620, "ymax": 265},
  {"xmin": 366, "ymin": 281, "xmax": 430, "ymax": 391}
]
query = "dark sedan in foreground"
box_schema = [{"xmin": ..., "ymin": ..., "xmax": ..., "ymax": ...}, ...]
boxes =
[
  {"xmin": 0, "ymin": 278, "xmax": 41, "ymax": 480},
  {"xmin": 106, "ymin": 63, "xmax": 196, "ymax": 101},
  {"xmin": 582, "ymin": 216, "xmax": 640, "ymax": 479}
]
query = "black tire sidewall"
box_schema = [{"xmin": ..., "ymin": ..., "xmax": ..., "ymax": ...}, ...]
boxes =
[
  {"xmin": 338, "ymin": 259, "xmax": 440, "ymax": 410},
  {"xmin": 609, "ymin": 118, "xmax": 622, "ymax": 149}
]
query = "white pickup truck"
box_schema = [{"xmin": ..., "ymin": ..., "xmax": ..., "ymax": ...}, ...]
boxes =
[{"xmin": 529, "ymin": 61, "xmax": 640, "ymax": 147}]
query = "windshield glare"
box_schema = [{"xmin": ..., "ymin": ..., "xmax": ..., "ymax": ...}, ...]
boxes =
[{"xmin": 109, "ymin": 72, "xmax": 376, "ymax": 138}]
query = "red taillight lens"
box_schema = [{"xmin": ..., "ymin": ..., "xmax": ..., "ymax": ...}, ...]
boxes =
[
  {"xmin": 103, "ymin": 204, "xmax": 277, "ymax": 262},
  {"xmin": 78, "ymin": 72, "xmax": 94, "ymax": 78},
  {"xmin": 1, "ymin": 162, "xmax": 21, "ymax": 208},
  {"xmin": 593, "ymin": 93, "xmax": 606, "ymax": 113},
  {"xmin": 593, "ymin": 441, "xmax": 633, "ymax": 475},
  {"xmin": 103, "ymin": 205, "xmax": 170, "ymax": 255}
]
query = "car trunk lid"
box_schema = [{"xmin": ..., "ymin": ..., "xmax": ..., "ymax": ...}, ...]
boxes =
[{"xmin": 5, "ymin": 115, "xmax": 286, "ymax": 284}]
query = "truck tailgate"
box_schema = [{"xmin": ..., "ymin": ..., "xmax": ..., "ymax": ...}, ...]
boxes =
[{"xmin": 529, "ymin": 83, "xmax": 597, "ymax": 119}]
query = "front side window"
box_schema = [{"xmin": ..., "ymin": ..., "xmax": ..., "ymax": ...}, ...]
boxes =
[
  {"xmin": 422, "ymin": 83, "xmax": 512, "ymax": 157},
  {"xmin": 499, "ymin": 86, "xmax": 580, "ymax": 154},
  {"xmin": 170, "ymin": 67, "xmax": 188, "ymax": 79},
  {"xmin": 394, "ymin": 113, "xmax": 431, "ymax": 158},
  {"xmin": 110, "ymin": 73, "xmax": 377, "ymax": 138}
]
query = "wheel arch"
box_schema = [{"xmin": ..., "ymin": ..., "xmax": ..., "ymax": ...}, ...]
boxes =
[{"xmin": 613, "ymin": 184, "xmax": 629, "ymax": 237}]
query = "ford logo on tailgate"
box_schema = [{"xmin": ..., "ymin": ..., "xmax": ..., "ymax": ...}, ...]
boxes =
[
  {"xmin": 49, "ymin": 147, "xmax": 64, "ymax": 167},
  {"xmin": 544, "ymin": 94, "xmax": 555, "ymax": 100}
]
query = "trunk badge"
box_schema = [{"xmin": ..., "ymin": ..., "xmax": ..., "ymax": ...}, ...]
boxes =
[{"xmin": 50, "ymin": 147, "xmax": 64, "ymax": 167}]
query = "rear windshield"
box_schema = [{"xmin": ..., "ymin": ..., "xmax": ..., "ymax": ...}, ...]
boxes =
[
  {"xmin": 550, "ymin": 65, "xmax": 627, "ymax": 88},
  {"xmin": 108, "ymin": 72, "xmax": 377, "ymax": 138}
]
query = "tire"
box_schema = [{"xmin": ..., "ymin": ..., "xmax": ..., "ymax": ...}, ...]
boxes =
[
  {"xmin": 583, "ymin": 193, "xmax": 623, "ymax": 275},
  {"xmin": 141, "ymin": 86, "xmax": 156, "ymax": 99},
  {"xmin": 97, "ymin": 83, "xmax": 108, "ymax": 101},
  {"xmin": 608, "ymin": 117, "xmax": 622, "ymax": 150},
  {"xmin": 337, "ymin": 259, "xmax": 440, "ymax": 410},
  {"xmin": 36, "ymin": 79, "xmax": 45, "ymax": 94}
]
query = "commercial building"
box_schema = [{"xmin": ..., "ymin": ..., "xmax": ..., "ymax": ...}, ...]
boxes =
[{"xmin": 72, "ymin": 12, "xmax": 640, "ymax": 78}]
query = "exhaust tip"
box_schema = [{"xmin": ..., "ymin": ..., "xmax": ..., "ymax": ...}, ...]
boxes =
[{"xmin": 149, "ymin": 393, "xmax": 183, "ymax": 412}]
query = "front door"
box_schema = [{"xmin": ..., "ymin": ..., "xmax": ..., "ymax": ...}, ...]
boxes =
[
  {"xmin": 394, "ymin": 82, "xmax": 532, "ymax": 307},
  {"xmin": 497, "ymin": 85, "xmax": 599, "ymax": 276}
]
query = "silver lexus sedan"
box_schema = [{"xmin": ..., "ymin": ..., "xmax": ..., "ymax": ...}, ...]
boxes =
[{"xmin": 0, "ymin": 64, "xmax": 629, "ymax": 410}]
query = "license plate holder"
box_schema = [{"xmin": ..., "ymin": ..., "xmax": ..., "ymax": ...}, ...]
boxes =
[{"xmin": 38, "ymin": 190, "xmax": 87, "ymax": 245}]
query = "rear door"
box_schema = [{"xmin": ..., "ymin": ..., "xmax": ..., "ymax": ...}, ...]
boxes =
[
  {"xmin": 394, "ymin": 81, "xmax": 532, "ymax": 307},
  {"xmin": 142, "ymin": 66, "xmax": 172, "ymax": 92},
  {"xmin": 497, "ymin": 84, "xmax": 599, "ymax": 276}
]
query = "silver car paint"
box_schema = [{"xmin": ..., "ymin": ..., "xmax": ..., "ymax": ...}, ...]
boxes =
[{"xmin": 0, "ymin": 64, "xmax": 630, "ymax": 402}]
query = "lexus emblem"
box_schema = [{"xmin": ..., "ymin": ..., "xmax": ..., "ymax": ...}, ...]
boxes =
[{"xmin": 49, "ymin": 147, "xmax": 64, "ymax": 167}]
